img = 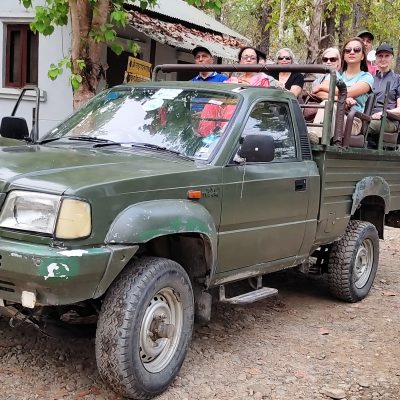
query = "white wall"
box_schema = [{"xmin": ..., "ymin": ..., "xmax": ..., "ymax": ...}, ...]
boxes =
[{"xmin": 0, "ymin": 0, "xmax": 73, "ymax": 136}]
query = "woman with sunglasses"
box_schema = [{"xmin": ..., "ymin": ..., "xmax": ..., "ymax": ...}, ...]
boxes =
[
  {"xmin": 312, "ymin": 47, "xmax": 341, "ymax": 99},
  {"xmin": 226, "ymin": 47, "xmax": 273, "ymax": 86},
  {"xmin": 309, "ymin": 38, "xmax": 374, "ymax": 143},
  {"xmin": 313, "ymin": 38, "xmax": 373, "ymax": 112},
  {"xmin": 271, "ymin": 48, "xmax": 304, "ymax": 97}
]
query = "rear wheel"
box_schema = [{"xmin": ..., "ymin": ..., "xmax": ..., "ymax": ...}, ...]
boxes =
[
  {"xmin": 327, "ymin": 220, "xmax": 379, "ymax": 302},
  {"xmin": 96, "ymin": 257, "xmax": 194, "ymax": 399}
]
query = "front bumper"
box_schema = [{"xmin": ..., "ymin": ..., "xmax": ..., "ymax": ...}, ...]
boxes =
[{"xmin": 0, "ymin": 238, "xmax": 127, "ymax": 306}]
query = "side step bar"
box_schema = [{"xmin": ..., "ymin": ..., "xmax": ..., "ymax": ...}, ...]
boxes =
[{"xmin": 219, "ymin": 279, "xmax": 278, "ymax": 305}]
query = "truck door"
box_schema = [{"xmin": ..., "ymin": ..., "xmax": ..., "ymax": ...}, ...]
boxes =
[{"xmin": 217, "ymin": 101, "xmax": 311, "ymax": 272}]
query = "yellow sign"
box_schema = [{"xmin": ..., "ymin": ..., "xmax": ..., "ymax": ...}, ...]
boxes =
[{"xmin": 126, "ymin": 57, "xmax": 152, "ymax": 82}]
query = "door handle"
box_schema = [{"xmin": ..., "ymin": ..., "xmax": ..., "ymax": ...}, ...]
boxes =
[{"xmin": 295, "ymin": 178, "xmax": 307, "ymax": 191}]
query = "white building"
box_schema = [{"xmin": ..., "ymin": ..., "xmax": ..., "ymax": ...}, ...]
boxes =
[{"xmin": 0, "ymin": 0, "xmax": 247, "ymax": 137}]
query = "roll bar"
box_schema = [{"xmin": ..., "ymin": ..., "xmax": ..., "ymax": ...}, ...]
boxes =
[
  {"xmin": 152, "ymin": 63, "xmax": 336, "ymax": 81},
  {"xmin": 11, "ymin": 86, "xmax": 41, "ymax": 143}
]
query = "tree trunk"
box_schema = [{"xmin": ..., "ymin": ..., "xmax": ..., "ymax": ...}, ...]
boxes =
[
  {"xmin": 70, "ymin": 0, "xmax": 109, "ymax": 110},
  {"xmin": 320, "ymin": 6, "xmax": 336, "ymax": 51},
  {"xmin": 352, "ymin": 0, "xmax": 371, "ymax": 32},
  {"xmin": 307, "ymin": 0, "xmax": 324, "ymax": 63},
  {"xmin": 258, "ymin": 1, "xmax": 272, "ymax": 56},
  {"xmin": 395, "ymin": 40, "xmax": 400, "ymax": 74},
  {"xmin": 338, "ymin": 13, "xmax": 349, "ymax": 48},
  {"xmin": 278, "ymin": 0, "xmax": 285, "ymax": 47}
]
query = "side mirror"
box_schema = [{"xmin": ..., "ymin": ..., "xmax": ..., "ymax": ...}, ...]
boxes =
[
  {"xmin": 0, "ymin": 116, "xmax": 29, "ymax": 140},
  {"xmin": 238, "ymin": 134, "xmax": 275, "ymax": 163}
]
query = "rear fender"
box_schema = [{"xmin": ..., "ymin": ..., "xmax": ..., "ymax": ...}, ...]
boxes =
[{"xmin": 351, "ymin": 176, "xmax": 390, "ymax": 215}]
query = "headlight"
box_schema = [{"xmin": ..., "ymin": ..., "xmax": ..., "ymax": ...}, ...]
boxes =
[
  {"xmin": 0, "ymin": 191, "xmax": 92, "ymax": 239},
  {"xmin": 55, "ymin": 198, "xmax": 91, "ymax": 239},
  {"xmin": 0, "ymin": 191, "xmax": 61, "ymax": 234}
]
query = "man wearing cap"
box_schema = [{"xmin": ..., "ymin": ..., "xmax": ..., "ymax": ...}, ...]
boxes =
[
  {"xmin": 358, "ymin": 30, "xmax": 378, "ymax": 75},
  {"xmin": 367, "ymin": 43, "xmax": 400, "ymax": 143},
  {"xmin": 191, "ymin": 46, "xmax": 228, "ymax": 82}
]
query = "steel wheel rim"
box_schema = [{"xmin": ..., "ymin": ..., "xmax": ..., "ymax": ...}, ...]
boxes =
[
  {"xmin": 139, "ymin": 287, "xmax": 183, "ymax": 373},
  {"xmin": 353, "ymin": 238, "xmax": 374, "ymax": 289}
]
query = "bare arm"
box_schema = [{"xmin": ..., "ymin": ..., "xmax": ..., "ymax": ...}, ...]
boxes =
[
  {"xmin": 290, "ymin": 85, "xmax": 303, "ymax": 97},
  {"xmin": 389, "ymin": 98, "xmax": 400, "ymax": 118},
  {"xmin": 373, "ymin": 98, "xmax": 400, "ymax": 120},
  {"xmin": 313, "ymin": 91, "xmax": 330, "ymax": 101},
  {"xmin": 346, "ymin": 82, "xmax": 371, "ymax": 99},
  {"xmin": 312, "ymin": 81, "xmax": 330, "ymax": 95}
]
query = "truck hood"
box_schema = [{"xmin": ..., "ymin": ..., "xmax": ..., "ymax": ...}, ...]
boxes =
[{"xmin": 0, "ymin": 144, "xmax": 207, "ymax": 194}]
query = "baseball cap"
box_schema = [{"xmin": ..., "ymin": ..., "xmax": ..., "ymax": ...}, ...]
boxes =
[
  {"xmin": 357, "ymin": 30, "xmax": 374, "ymax": 41},
  {"xmin": 192, "ymin": 46, "xmax": 212, "ymax": 57},
  {"xmin": 375, "ymin": 43, "xmax": 394, "ymax": 55}
]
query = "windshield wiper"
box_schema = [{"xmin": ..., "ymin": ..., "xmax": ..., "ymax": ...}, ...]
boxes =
[
  {"xmin": 129, "ymin": 143, "xmax": 193, "ymax": 161},
  {"xmin": 38, "ymin": 137, "xmax": 63, "ymax": 144},
  {"xmin": 68, "ymin": 136, "xmax": 120, "ymax": 145}
]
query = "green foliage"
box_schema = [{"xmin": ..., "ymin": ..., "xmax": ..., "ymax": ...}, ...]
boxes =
[
  {"xmin": 222, "ymin": 0, "xmax": 400, "ymax": 63},
  {"xmin": 186, "ymin": 0, "xmax": 222, "ymax": 12},
  {"xmin": 48, "ymin": 57, "xmax": 72, "ymax": 80},
  {"xmin": 48, "ymin": 57, "xmax": 86, "ymax": 94},
  {"xmin": 29, "ymin": 0, "xmax": 69, "ymax": 36},
  {"xmin": 70, "ymin": 74, "xmax": 83, "ymax": 91}
]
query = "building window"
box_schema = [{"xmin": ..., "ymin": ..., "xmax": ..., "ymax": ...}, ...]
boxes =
[{"xmin": 5, "ymin": 24, "xmax": 38, "ymax": 88}]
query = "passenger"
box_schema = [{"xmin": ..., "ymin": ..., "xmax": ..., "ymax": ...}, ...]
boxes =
[
  {"xmin": 309, "ymin": 38, "xmax": 374, "ymax": 143},
  {"xmin": 190, "ymin": 46, "xmax": 228, "ymax": 113},
  {"xmin": 357, "ymin": 30, "xmax": 377, "ymax": 76},
  {"xmin": 197, "ymin": 47, "xmax": 274, "ymax": 137},
  {"xmin": 225, "ymin": 47, "xmax": 272, "ymax": 86},
  {"xmin": 256, "ymin": 50, "xmax": 267, "ymax": 65},
  {"xmin": 367, "ymin": 43, "xmax": 400, "ymax": 146},
  {"xmin": 270, "ymin": 48, "xmax": 304, "ymax": 97},
  {"xmin": 303, "ymin": 48, "xmax": 341, "ymax": 123},
  {"xmin": 312, "ymin": 47, "xmax": 341, "ymax": 99},
  {"xmin": 191, "ymin": 46, "xmax": 228, "ymax": 83}
]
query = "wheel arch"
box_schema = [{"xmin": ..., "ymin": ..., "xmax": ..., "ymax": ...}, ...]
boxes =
[
  {"xmin": 100, "ymin": 200, "xmax": 217, "ymax": 292},
  {"xmin": 351, "ymin": 176, "xmax": 390, "ymax": 239}
]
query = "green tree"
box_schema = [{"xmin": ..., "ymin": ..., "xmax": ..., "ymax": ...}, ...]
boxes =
[{"xmin": 21, "ymin": 0, "xmax": 222, "ymax": 109}]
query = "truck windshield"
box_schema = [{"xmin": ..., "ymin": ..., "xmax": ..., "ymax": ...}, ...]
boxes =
[{"xmin": 42, "ymin": 87, "xmax": 240, "ymax": 160}]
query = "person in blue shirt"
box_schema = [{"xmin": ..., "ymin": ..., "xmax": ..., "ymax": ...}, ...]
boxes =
[
  {"xmin": 190, "ymin": 47, "xmax": 228, "ymax": 112},
  {"xmin": 191, "ymin": 46, "xmax": 228, "ymax": 83}
]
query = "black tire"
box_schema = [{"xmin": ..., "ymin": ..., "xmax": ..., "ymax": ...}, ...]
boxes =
[
  {"xmin": 327, "ymin": 220, "xmax": 379, "ymax": 302},
  {"xmin": 95, "ymin": 257, "xmax": 194, "ymax": 399}
]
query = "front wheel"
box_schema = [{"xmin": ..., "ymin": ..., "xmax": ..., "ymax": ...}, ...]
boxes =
[
  {"xmin": 95, "ymin": 257, "xmax": 194, "ymax": 399},
  {"xmin": 327, "ymin": 220, "xmax": 379, "ymax": 302}
]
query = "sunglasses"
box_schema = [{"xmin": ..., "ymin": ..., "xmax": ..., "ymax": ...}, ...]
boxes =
[
  {"xmin": 278, "ymin": 56, "xmax": 291, "ymax": 61},
  {"xmin": 241, "ymin": 56, "xmax": 257, "ymax": 61},
  {"xmin": 322, "ymin": 57, "xmax": 338, "ymax": 62},
  {"xmin": 344, "ymin": 47, "xmax": 362, "ymax": 54}
]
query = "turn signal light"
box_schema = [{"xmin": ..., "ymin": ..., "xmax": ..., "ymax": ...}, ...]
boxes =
[{"xmin": 187, "ymin": 190, "xmax": 202, "ymax": 200}]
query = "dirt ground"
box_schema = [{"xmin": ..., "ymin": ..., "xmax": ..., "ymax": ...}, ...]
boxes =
[{"xmin": 1, "ymin": 228, "xmax": 399, "ymax": 400}]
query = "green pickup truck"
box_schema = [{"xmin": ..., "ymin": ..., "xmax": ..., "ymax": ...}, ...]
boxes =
[{"xmin": 0, "ymin": 65, "xmax": 399, "ymax": 399}]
